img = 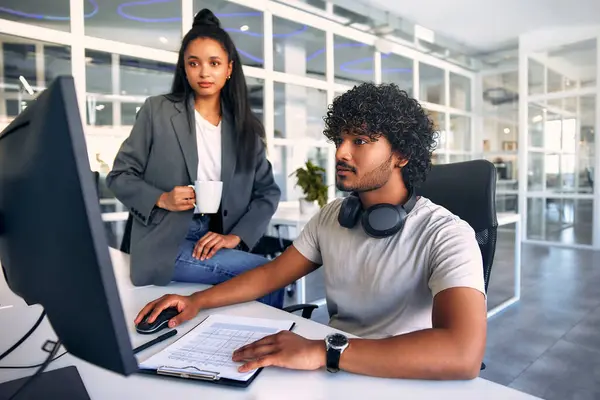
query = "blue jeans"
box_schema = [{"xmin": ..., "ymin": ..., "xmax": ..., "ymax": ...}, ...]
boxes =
[{"xmin": 173, "ymin": 215, "xmax": 284, "ymax": 309}]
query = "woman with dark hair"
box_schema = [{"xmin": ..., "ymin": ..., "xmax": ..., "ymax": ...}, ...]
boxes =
[{"xmin": 107, "ymin": 9, "xmax": 283, "ymax": 308}]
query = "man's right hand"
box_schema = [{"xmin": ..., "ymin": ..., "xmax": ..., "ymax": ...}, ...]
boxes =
[
  {"xmin": 134, "ymin": 294, "xmax": 200, "ymax": 329},
  {"xmin": 156, "ymin": 186, "xmax": 196, "ymax": 211}
]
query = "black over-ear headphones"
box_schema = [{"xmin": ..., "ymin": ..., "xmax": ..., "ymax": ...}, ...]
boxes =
[{"xmin": 337, "ymin": 190, "xmax": 418, "ymax": 238}]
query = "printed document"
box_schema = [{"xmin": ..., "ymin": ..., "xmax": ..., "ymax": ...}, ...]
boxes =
[{"xmin": 138, "ymin": 314, "xmax": 295, "ymax": 381}]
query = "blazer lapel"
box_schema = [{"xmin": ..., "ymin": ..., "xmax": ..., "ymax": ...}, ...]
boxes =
[
  {"xmin": 220, "ymin": 104, "xmax": 237, "ymax": 198},
  {"xmin": 170, "ymin": 97, "xmax": 198, "ymax": 182}
]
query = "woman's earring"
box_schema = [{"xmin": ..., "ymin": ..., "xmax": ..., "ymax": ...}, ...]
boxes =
[{"xmin": 227, "ymin": 75, "xmax": 231, "ymax": 80}]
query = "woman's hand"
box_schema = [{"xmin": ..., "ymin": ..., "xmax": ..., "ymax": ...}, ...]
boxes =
[
  {"xmin": 193, "ymin": 232, "xmax": 241, "ymax": 260},
  {"xmin": 157, "ymin": 186, "xmax": 196, "ymax": 211}
]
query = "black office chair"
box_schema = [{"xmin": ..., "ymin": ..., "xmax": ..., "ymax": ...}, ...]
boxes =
[
  {"xmin": 92, "ymin": 170, "xmax": 121, "ymax": 249},
  {"xmin": 418, "ymin": 159, "xmax": 498, "ymax": 371},
  {"xmin": 417, "ymin": 159, "xmax": 498, "ymax": 293},
  {"xmin": 120, "ymin": 213, "xmax": 133, "ymax": 254},
  {"xmin": 251, "ymin": 225, "xmax": 307, "ymax": 308}
]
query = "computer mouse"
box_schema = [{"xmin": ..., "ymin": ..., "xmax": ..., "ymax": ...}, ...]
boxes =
[{"xmin": 135, "ymin": 307, "xmax": 180, "ymax": 334}]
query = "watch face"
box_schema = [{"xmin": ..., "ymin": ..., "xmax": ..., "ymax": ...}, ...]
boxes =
[{"xmin": 327, "ymin": 333, "xmax": 348, "ymax": 348}]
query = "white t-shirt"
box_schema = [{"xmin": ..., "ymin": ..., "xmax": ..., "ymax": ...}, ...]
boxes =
[
  {"xmin": 293, "ymin": 196, "xmax": 485, "ymax": 339},
  {"xmin": 195, "ymin": 110, "xmax": 222, "ymax": 183}
]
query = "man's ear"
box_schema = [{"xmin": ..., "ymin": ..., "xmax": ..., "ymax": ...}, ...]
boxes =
[{"xmin": 394, "ymin": 156, "xmax": 409, "ymax": 169}]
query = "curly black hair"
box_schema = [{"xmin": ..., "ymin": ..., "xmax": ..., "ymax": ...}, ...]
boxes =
[{"xmin": 323, "ymin": 82, "xmax": 439, "ymax": 190}]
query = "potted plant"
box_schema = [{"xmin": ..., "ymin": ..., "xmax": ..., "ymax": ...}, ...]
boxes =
[{"xmin": 290, "ymin": 160, "xmax": 328, "ymax": 215}]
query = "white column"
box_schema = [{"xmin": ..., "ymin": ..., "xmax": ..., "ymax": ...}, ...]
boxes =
[
  {"xmin": 35, "ymin": 43, "xmax": 45, "ymax": 90},
  {"xmin": 111, "ymin": 53, "xmax": 121, "ymax": 127},
  {"xmin": 282, "ymin": 38, "xmax": 308, "ymax": 201},
  {"xmin": 444, "ymin": 69, "xmax": 450, "ymax": 163},
  {"xmin": 326, "ymin": 30, "xmax": 336, "ymax": 201},
  {"xmin": 374, "ymin": 51, "xmax": 381, "ymax": 84},
  {"xmin": 574, "ymin": 96, "xmax": 580, "ymax": 191},
  {"xmin": 110, "ymin": 53, "xmax": 121, "ymax": 126},
  {"xmin": 70, "ymin": 0, "xmax": 87, "ymax": 125},
  {"xmin": 182, "ymin": 0, "xmax": 193, "ymax": 37},
  {"xmin": 593, "ymin": 36, "xmax": 600, "ymax": 249},
  {"xmin": 263, "ymin": 9, "xmax": 274, "ymax": 156},
  {"xmin": 0, "ymin": 42, "xmax": 6, "ymax": 118},
  {"xmin": 472, "ymin": 73, "xmax": 482, "ymax": 158},
  {"xmin": 518, "ymin": 39, "xmax": 529, "ymax": 242},
  {"xmin": 412, "ymin": 59, "xmax": 419, "ymax": 100}
]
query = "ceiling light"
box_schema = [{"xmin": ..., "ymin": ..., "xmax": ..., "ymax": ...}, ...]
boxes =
[
  {"xmin": 532, "ymin": 115, "xmax": 543, "ymax": 123},
  {"xmin": 159, "ymin": 36, "xmax": 168, "ymax": 44},
  {"xmin": 240, "ymin": 25, "xmax": 249, "ymax": 32},
  {"xmin": 95, "ymin": 104, "xmax": 105, "ymax": 111},
  {"xmin": 504, "ymin": 128, "xmax": 510, "ymax": 134}
]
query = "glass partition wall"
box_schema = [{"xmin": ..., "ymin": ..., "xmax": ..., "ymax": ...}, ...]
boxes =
[{"xmin": 519, "ymin": 34, "xmax": 599, "ymax": 249}]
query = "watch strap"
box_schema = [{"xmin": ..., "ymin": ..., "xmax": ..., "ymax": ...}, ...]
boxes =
[{"xmin": 326, "ymin": 346, "xmax": 341, "ymax": 373}]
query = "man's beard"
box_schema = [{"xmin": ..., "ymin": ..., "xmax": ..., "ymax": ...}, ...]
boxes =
[{"xmin": 336, "ymin": 155, "xmax": 393, "ymax": 193}]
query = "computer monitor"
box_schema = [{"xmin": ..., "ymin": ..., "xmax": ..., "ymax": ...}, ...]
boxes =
[{"xmin": 0, "ymin": 76, "xmax": 138, "ymax": 376}]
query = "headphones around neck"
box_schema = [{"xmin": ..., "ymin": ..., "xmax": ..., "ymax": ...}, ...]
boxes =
[{"xmin": 337, "ymin": 190, "xmax": 418, "ymax": 238}]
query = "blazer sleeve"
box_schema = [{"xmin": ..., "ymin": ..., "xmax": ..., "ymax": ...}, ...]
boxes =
[
  {"xmin": 106, "ymin": 98, "xmax": 164, "ymax": 226},
  {"xmin": 229, "ymin": 140, "xmax": 281, "ymax": 249}
]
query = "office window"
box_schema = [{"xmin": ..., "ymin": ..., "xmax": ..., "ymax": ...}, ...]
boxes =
[
  {"xmin": 0, "ymin": 34, "xmax": 71, "ymax": 127},
  {"xmin": 247, "ymin": 77, "xmax": 264, "ymax": 125},
  {"xmin": 0, "ymin": 0, "xmax": 71, "ymax": 32},
  {"xmin": 274, "ymin": 83, "xmax": 326, "ymax": 141},
  {"xmin": 449, "ymin": 72, "xmax": 471, "ymax": 111},
  {"xmin": 85, "ymin": 50, "xmax": 175, "ymax": 126},
  {"xmin": 448, "ymin": 115, "xmax": 471, "ymax": 151},
  {"xmin": 85, "ymin": 0, "xmax": 181, "ymax": 51},
  {"xmin": 333, "ymin": 36, "xmax": 374, "ymax": 85},
  {"xmin": 381, "ymin": 53, "xmax": 413, "ymax": 96},
  {"xmin": 273, "ymin": 17, "xmax": 326, "ymax": 80},
  {"xmin": 419, "ymin": 63, "xmax": 444, "ymax": 105}
]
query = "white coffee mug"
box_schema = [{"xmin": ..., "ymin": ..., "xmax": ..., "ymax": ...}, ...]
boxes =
[{"xmin": 188, "ymin": 180, "xmax": 223, "ymax": 214}]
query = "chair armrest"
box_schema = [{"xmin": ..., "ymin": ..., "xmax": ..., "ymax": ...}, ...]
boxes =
[{"xmin": 282, "ymin": 304, "xmax": 319, "ymax": 319}]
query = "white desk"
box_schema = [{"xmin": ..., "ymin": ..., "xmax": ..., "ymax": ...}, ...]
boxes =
[
  {"xmin": 0, "ymin": 249, "xmax": 539, "ymax": 399},
  {"xmin": 101, "ymin": 211, "xmax": 129, "ymax": 222},
  {"xmin": 270, "ymin": 205, "xmax": 523, "ymax": 318}
]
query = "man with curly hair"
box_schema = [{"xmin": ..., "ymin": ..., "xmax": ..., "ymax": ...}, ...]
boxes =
[{"xmin": 136, "ymin": 83, "xmax": 487, "ymax": 380}]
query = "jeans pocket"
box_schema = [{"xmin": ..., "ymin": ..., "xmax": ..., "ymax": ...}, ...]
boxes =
[{"xmin": 186, "ymin": 217, "xmax": 209, "ymax": 241}]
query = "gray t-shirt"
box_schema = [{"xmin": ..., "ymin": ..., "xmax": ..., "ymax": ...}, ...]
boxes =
[{"xmin": 293, "ymin": 196, "xmax": 485, "ymax": 339}]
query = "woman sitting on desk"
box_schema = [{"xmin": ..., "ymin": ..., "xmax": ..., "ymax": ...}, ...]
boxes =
[{"xmin": 106, "ymin": 9, "xmax": 283, "ymax": 308}]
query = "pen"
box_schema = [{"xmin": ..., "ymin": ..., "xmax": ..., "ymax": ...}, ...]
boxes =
[{"xmin": 133, "ymin": 329, "xmax": 178, "ymax": 354}]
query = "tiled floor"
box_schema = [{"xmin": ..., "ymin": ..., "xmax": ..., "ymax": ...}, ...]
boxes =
[{"xmin": 287, "ymin": 231, "xmax": 600, "ymax": 400}]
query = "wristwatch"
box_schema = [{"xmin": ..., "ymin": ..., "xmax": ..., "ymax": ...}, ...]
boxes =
[{"xmin": 325, "ymin": 333, "xmax": 349, "ymax": 373}]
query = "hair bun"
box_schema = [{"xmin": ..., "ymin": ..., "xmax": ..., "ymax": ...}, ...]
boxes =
[{"xmin": 193, "ymin": 9, "xmax": 221, "ymax": 28}]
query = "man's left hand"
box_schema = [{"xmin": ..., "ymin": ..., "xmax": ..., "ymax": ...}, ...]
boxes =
[{"xmin": 232, "ymin": 331, "xmax": 325, "ymax": 373}]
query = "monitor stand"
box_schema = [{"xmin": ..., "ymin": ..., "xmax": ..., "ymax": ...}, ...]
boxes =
[{"xmin": 0, "ymin": 366, "xmax": 91, "ymax": 399}]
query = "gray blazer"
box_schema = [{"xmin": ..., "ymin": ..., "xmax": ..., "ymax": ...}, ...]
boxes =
[{"xmin": 106, "ymin": 95, "xmax": 281, "ymax": 286}]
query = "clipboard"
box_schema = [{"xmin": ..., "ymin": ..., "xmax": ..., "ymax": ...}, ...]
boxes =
[
  {"xmin": 136, "ymin": 314, "xmax": 296, "ymax": 388},
  {"xmin": 137, "ymin": 363, "xmax": 265, "ymax": 388}
]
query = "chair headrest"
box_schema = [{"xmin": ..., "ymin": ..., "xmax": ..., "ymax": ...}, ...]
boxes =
[{"xmin": 416, "ymin": 160, "xmax": 498, "ymax": 231}]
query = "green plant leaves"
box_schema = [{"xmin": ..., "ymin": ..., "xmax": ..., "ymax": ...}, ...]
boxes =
[{"xmin": 289, "ymin": 160, "xmax": 328, "ymax": 208}]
